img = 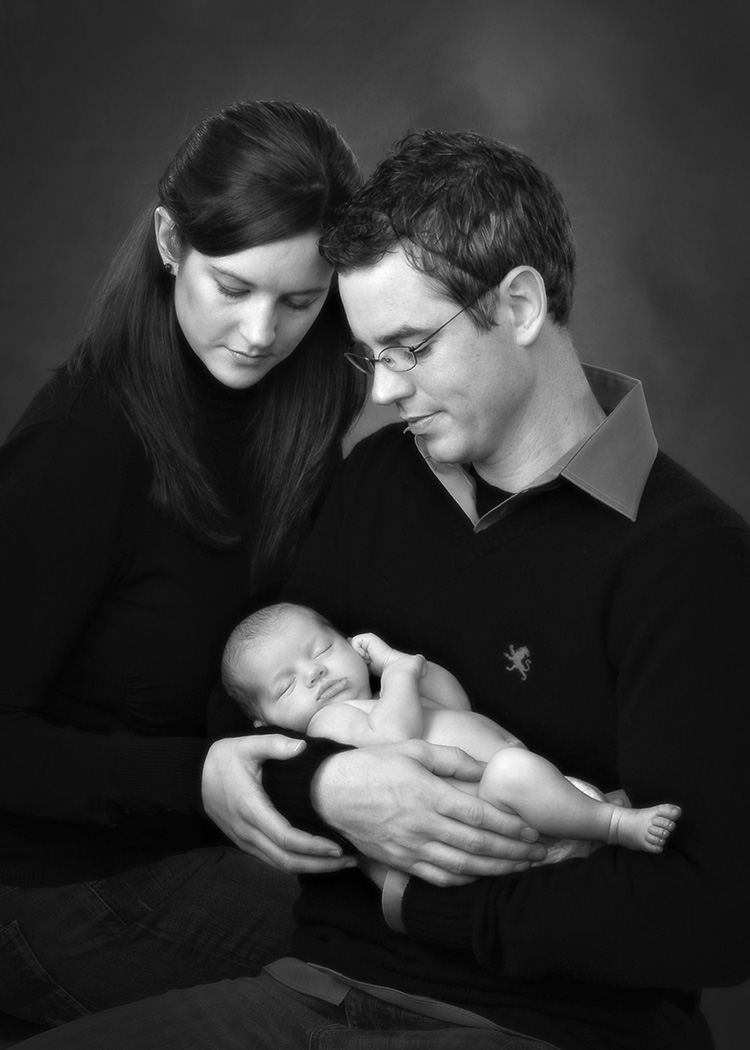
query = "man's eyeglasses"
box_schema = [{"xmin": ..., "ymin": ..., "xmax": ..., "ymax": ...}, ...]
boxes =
[{"xmin": 343, "ymin": 295, "xmax": 483, "ymax": 375}]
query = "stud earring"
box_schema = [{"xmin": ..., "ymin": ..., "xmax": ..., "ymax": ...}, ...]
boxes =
[{"xmin": 164, "ymin": 262, "xmax": 174, "ymax": 274}]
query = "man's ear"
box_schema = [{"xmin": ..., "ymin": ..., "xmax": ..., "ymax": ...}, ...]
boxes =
[
  {"xmin": 498, "ymin": 265, "xmax": 547, "ymax": 346},
  {"xmin": 154, "ymin": 206, "xmax": 182, "ymax": 271}
]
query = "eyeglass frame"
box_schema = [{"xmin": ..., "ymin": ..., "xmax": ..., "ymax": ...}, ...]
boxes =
[{"xmin": 343, "ymin": 293, "xmax": 487, "ymax": 375}]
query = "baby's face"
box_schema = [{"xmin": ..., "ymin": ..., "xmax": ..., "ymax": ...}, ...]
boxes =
[{"xmin": 249, "ymin": 610, "xmax": 372, "ymax": 731}]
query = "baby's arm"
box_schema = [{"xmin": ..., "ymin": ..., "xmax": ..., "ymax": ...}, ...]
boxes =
[
  {"xmin": 419, "ymin": 661, "xmax": 471, "ymax": 711},
  {"xmin": 309, "ymin": 634, "xmax": 426, "ymax": 746},
  {"xmin": 352, "ymin": 633, "xmax": 471, "ymax": 711}
]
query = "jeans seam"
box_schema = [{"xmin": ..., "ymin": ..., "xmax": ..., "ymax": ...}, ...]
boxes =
[
  {"xmin": 0, "ymin": 919, "xmax": 90, "ymax": 1024},
  {"xmin": 309, "ymin": 1021, "xmax": 348, "ymax": 1049},
  {"xmin": 83, "ymin": 880, "xmax": 143, "ymax": 928}
]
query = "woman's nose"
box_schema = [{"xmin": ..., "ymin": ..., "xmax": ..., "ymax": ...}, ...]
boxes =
[{"xmin": 238, "ymin": 301, "xmax": 277, "ymax": 349}]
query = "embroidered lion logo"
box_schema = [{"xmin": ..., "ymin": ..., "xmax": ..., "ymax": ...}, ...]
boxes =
[{"xmin": 504, "ymin": 644, "xmax": 531, "ymax": 681}]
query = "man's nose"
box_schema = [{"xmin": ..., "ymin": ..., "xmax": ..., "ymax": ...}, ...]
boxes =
[
  {"xmin": 371, "ymin": 365, "xmax": 413, "ymax": 406},
  {"xmin": 238, "ymin": 301, "xmax": 277, "ymax": 349}
]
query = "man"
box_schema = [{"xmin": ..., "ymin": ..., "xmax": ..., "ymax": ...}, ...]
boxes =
[{"xmin": 21, "ymin": 131, "xmax": 750, "ymax": 1050}]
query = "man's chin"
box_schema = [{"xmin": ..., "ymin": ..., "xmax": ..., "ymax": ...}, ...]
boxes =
[{"xmin": 418, "ymin": 434, "xmax": 464, "ymax": 465}]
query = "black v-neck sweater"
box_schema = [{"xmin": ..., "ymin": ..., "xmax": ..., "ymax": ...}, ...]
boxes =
[{"xmin": 262, "ymin": 421, "xmax": 750, "ymax": 1050}]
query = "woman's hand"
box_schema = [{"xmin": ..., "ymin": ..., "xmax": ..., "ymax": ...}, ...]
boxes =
[
  {"xmin": 311, "ymin": 740, "xmax": 546, "ymax": 886},
  {"xmin": 201, "ymin": 734, "xmax": 354, "ymax": 874}
]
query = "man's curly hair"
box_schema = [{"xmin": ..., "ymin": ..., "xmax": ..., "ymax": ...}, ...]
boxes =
[{"xmin": 320, "ymin": 129, "xmax": 576, "ymax": 329}]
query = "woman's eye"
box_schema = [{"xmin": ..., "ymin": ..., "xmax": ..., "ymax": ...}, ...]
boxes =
[
  {"xmin": 284, "ymin": 297, "xmax": 319, "ymax": 312},
  {"xmin": 217, "ymin": 284, "xmax": 246, "ymax": 300}
]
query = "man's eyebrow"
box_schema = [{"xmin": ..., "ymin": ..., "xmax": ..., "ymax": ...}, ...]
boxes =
[{"xmin": 365, "ymin": 323, "xmax": 430, "ymax": 347}]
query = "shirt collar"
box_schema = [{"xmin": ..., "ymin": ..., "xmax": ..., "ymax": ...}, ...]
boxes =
[{"xmin": 413, "ymin": 364, "xmax": 658, "ymax": 529}]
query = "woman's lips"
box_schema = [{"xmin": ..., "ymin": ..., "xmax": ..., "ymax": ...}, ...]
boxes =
[{"xmin": 225, "ymin": 347, "xmax": 272, "ymax": 364}]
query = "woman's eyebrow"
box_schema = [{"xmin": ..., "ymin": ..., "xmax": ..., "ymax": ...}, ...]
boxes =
[{"xmin": 210, "ymin": 264, "xmax": 328, "ymax": 295}]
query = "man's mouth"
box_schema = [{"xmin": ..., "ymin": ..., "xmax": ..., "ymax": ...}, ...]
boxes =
[{"xmin": 401, "ymin": 412, "xmax": 438, "ymax": 435}]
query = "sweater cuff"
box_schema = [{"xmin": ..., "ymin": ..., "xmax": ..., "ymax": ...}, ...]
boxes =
[
  {"xmin": 401, "ymin": 878, "xmax": 481, "ymax": 953},
  {"xmin": 261, "ymin": 733, "xmax": 355, "ymax": 849},
  {"xmin": 117, "ymin": 734, "xmax": 212, "ymax": 816}
]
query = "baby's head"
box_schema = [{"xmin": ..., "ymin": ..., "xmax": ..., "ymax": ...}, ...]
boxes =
[{"xmin": 222, "ymin": 603, "xmax": 373, "ymax": 731}]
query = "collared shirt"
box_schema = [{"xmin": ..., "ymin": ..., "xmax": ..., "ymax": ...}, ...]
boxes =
[{"xmin": 414, "ymin": 365, "xmax": 657, "ymax": 530}]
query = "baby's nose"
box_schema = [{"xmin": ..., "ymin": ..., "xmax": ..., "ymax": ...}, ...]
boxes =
[{"xmin": 306, "ymin": 663, "xmax": 326, "ymax": 686}]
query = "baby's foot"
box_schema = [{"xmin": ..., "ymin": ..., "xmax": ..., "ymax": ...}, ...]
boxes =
[
  {"xmin": 608, "ymin": 803, "xmax": 682, "ymax": 853},
  {"xmin": 351, "ymin": 633, "xmax": 414, "ymax": 675}
]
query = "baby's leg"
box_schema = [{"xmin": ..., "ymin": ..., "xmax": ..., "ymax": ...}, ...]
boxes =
[{"xmin": 479, "ymin": 748, "xmax": 680, "ymax": 853}]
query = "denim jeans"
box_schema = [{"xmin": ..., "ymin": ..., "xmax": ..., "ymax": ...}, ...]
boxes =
[
  {"xmin": 0, "ymin": 847, "xmax": 297, "ymax": 1025},
  {"xmin": 13, "ymin": 971, "xmax": 560, "ymax": 1050}
]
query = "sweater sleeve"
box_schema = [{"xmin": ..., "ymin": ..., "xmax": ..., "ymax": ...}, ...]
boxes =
[
  {"xmin": 0, "ymin": 411, "xmax": 210, "ymax": 825},
  {"xmin": 401, "ymin": 523, "xmax": 750, "ymax": 991}
]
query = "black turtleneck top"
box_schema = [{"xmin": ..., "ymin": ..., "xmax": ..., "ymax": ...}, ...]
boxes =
[{"xmin": 0, "ymin": 354, "xmax": 259, "ymax": 886}]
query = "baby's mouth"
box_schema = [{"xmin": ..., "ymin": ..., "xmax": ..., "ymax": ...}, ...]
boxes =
[{"xmin": 316, "ymin": 678, "xmax": 348, "ymax": 702}]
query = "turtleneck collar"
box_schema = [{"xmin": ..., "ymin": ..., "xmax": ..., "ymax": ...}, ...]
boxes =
[{"xmin": 178, "ymin": 333, "xmax": 259, "ymax": 416}]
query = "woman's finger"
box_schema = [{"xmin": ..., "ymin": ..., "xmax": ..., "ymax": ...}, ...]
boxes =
[{"xmin": 241, "ymin": 828, "xmax": 356, "ymax": 874}]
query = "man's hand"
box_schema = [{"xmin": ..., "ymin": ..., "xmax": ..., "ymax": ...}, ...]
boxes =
[
  {"xmin": 311, "ymin": 740, "xmax": 546, "ymax": 886},
  {"xmin": 201, "ymin": 735, "xmax": 355, "ymax": 874}
]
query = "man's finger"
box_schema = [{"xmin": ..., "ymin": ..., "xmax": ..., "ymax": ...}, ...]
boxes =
[
  {"xmin": 434, "ymin": 786, "xmax": 538, "ymax": 841},
  {"xmin": 407, "ymin": 740, "xmax": 485, "ymax": 781},
  {"xmin": 414, "ymin": 832, "xmax": 546, "ymax": 874}
]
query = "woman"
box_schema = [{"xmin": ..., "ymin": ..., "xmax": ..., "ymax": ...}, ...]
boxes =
[{"xmin": 0, "ymin": 99, "xmax": 366, "ymax": 1024}]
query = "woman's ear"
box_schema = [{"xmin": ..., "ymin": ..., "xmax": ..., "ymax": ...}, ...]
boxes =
[
  {"xmin": 498, "ymin": 265, "xmax": 547, "ymax": 346},
  {"xmin": 154, "ymin": 206, "xmax": 181, "ymax": 272}
]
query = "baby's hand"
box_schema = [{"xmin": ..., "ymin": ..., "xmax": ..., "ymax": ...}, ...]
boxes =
[
  {"xmin": 382, "ymin": 651, "xmax": 427, "ymax": 681},
  {"xmin": 351, "ymin": 633, "xmax": 424, "ymax": 677},
  {"xmin": 351, "ymin": 632, "xmax": 394, "ymax": 673}
]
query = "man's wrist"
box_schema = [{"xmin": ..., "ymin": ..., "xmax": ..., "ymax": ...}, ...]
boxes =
[{"xmin": 310, "ymin": 750, "xmax": 349, "ymax": 829}]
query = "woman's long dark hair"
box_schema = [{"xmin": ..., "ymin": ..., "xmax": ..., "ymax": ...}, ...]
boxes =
[{"xmin": 69, "ymin": 100, "xmax": 366, "ymax": 591}]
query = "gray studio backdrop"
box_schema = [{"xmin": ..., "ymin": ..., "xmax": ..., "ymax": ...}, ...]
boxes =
[{"xmin": 1, "ymin": 1, "xmax": 748, "ymax": 1045}]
